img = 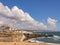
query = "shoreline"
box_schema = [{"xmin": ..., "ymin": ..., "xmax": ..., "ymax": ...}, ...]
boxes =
[
  {"xmin": 26, "ymin": 40, "xmax": 60, "ymax": 45},
  {"xmin": 26, "ymin": 38, "xmax": 60, "ymax": 45}
]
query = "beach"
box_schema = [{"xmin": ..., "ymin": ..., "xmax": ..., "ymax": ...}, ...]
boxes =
[{"xmin": 0, "ymin": 42, "xmax": 59, "ymax": 45}]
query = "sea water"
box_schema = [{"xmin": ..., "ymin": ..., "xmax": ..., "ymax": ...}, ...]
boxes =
[{"xmin": 27, "ymin": 32, "xmax": 60, "ymax": 44}]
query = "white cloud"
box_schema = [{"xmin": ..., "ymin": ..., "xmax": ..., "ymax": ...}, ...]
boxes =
[
  {"xmin": 47, "ymin": 17, "xmax": 57, "ymax": 30},
  {"xmin": 0, "ymin": 2, "xmax": 40, "ymax": 30},
  {"xmin": 0, "ymin": 21, "xmax": 3, "ymax": 24},
  {"xmin": 38, "ymin": 23, "xmax": 47, "ymax": 30},
  {"xmin": 0, "ymin": 2, "xmax": 58, "ymax": 31}
]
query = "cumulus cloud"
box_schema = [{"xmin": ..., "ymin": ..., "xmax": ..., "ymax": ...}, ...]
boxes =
[
  {"xmin": 38, "ymin": 22, "xmax": 47, "ymax": 30},
  {"xmin": 47, "ymin": 17, "xmax": 57, "ymax": 30},
  {"xmin": 0, "ymin": 2, "xmax": 40, "ymax": 30},
  {"xmin": 0, "ymin": 2, "xmax": 58, "ymax": 31}
]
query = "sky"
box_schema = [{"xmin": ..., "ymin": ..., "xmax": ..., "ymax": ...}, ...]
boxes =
[{"xmin": 0, "ymin": 0, "xmax": 60, "ymax": 31}]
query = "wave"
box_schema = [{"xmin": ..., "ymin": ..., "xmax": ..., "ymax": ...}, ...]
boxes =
[
  {"xmin": 26, "ymin": 34, "xmax": 60, "ymax": 44},
  {"xmin": 27, "ymin": 38, "xmax": 60, "ymax": 45},
  {"xmin": 53, "ymin": 35, "xmax": 60, "ymax": 40},
  {"xmin": 27, "ymin": 38, "xmax": 45, "ymax": 43}
]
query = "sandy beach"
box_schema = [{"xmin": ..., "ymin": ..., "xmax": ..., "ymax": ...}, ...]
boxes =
[{"xmin": 0, "ymin": 42, "xmax": 59, "ymax": 45}]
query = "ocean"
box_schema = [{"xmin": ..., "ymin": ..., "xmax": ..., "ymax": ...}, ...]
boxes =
[{"xmin": 27, "ymin": 32, "xmax": 60, "ymax": 44}]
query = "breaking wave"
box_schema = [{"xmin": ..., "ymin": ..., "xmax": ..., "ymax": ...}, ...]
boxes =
[
  {"xmin": 53, "ymin": 35, "xmax": 60, "ymax": 40},
  {"xmin": 27, "ymin": 35, "xmax": 60, "ymax": 44}
]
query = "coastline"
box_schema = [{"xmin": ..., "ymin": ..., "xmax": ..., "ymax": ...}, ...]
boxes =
[
  {"xmin": 26, "ymin": 40, "xmax": 59, "ymax": 45},
  {"xmin": 0, "ymin": 27, "xmax": 60, "ymax": 45}
]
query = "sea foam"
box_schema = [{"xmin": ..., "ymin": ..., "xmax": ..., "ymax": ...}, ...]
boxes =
[{"xmin": 53, "ymin": 35, "xmax": 60, "ymax": 40}]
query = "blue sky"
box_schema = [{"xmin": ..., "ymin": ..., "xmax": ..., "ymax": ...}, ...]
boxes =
[{"xmin": 0, "ymin": 0, "xmax": 60, "ymax": 30}]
